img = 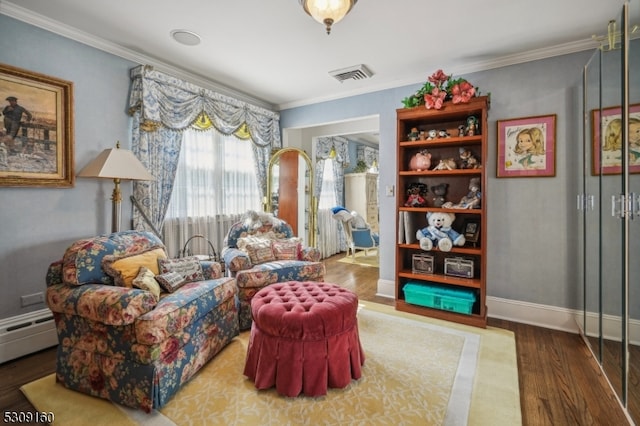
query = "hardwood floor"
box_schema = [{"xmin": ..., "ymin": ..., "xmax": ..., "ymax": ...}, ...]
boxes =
[{"xmin": 0, "ymin": 253, "xmax": 632, "ymax": 425}]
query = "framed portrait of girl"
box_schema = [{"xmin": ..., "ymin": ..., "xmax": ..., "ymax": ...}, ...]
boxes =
[{"xmin": 497, "ymin": 114, "xmax": 556, "ymax": 178}]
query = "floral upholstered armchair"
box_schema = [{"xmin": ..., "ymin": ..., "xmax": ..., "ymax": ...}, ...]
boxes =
[
  {"xmin": 45, "ymin": 230, "xmax": 239, "ymax": 412},
  {"xmin": 221, "ymin": 211, "xmax": 325, "ymax": 330}
]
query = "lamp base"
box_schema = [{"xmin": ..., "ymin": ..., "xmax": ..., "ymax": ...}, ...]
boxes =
[{"xmin": 111, "ymin": 178, "xmax": 122, "ymax": 233}]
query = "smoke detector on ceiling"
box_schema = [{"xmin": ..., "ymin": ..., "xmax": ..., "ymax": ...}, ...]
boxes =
[{"xmin": 329, "ymin": 64, "xmax": 373, "ymax": 82}]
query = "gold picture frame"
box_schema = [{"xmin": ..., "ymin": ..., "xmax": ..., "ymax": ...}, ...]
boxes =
[{"xmin": 0, "ymin": 63, "xmax": 74, "ymax": 187}]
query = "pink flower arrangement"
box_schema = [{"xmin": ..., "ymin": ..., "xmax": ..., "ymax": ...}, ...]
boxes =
[
  {"xmin": 450, "ymin": 80, "xmax": 476, "ymax": 104},
  {"xmin": 401, "ymin": 69, "xmax": 479, "ymax": 110},
  {"xmin": 428, "ymin": 69, "xmax": 448, "ymax": 88},
  {"xmin": 424, "ymin": 87, "xmax": 446, "ymax": 110}
]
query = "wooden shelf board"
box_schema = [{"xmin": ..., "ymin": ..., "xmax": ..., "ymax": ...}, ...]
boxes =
[
  {"xmin": 399, "ymin": 136, "xmax": 482, "ymax": 147},
  {"xmin": 398, "ymin": 271, "xmax": 482, "ymax": 288},
  {"xmin": 395, "ymin": 299, "xmax": 487, "ymax": 328},
  {"xmin": 399, "ymin": 169, "xmax": 481, "ymax": 177},
  {"xmin": 397, "ymin": 243, "xmax": 481, "ymax": 256}
]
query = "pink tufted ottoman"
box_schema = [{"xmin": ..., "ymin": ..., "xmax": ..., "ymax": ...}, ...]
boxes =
[{"xmin": 243, "ymin": 281, "xmax": 365, "ymax": 397}]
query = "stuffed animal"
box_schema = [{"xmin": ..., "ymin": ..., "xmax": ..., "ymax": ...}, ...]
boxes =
[
  {"xmin": 459, "ymin": 147, "xmax": 482, "ymax": 169},
  {"xmin": 432, "ymin": 158, "xmax": 457, "ymax": 170},
  {"xmin": 242, "ymin": 210, "xmax": 283, "ymax": 230},
  {"xmin": 404, "ymin": 182, "xmax": 428, "ymax": 207},
  {"xmin": 444, "ymin": 177, "xmax": 481, "ymax": 209},
  {"xmin": 465, "ymin": 115, "xmax": 479, "ymax": 136},
  {"xmin": 437, "ymin": 129, "xmax": 450, "ymax": 138},
  {"xmin": 416, "ymin": 211, "xmax": 465, "ymax": 252},
  {"xmin": 430, "ymin": 182, "xmax": 448, "ymax": 207}
]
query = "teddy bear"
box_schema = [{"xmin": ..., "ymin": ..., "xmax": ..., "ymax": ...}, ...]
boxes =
[
  {"xmin": 404, "ymin": 182, "xmax": 428, "ymax": 207},
  {"xmin": 430, "ymin": 182, "xmax": 448, "ymax": 207},
  {"xmin": 415, "ymin": 211, "xmax": 465, "ymax": 252}
]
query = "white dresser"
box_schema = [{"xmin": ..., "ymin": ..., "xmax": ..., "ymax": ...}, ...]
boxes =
[{"xmin": 344, "ymin": 172, "xmax": 379, "ymax": 232}]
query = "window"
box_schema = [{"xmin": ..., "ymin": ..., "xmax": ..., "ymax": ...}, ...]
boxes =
[
  {"xmin": 318, "ymin": 159, "xmax": 338, "ymax": 209},
  {"xmin": 165, "ymin": 128, "xmax": 262, "ymax": 219}
]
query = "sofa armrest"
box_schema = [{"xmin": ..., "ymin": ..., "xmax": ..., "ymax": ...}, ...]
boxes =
[
  {"xmin": 46, "ymin": 283, "xmax": 157, "ymax": 326},
  {"xmin": 200, "ymin": 260, "xmax": 223, "ymax": 279},
  {"xmin": 300, "ymin": 246, "xmax": 321, "ymax": 262},
  {"xmin": 46, "ymin": 260, "xmax": 64, "ymax": 287},
  {"xmin": 221, "ymin": 247, "xmax": 252, "ymax": 272}
]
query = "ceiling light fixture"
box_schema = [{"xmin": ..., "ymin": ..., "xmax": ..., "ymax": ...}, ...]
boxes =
[
  {"xmin": 299, "ymin": 0, "xmax": 358, "ymax": 35},
  {"xmin": 170, "ymin": 29, "xmax": 201, "ymax": 46}
]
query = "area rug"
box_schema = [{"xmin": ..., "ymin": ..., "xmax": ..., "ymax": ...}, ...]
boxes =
[
  {"xmin": 21, "ymin": 302, "xmax": 521, "ymax": 425},
  {"xmin": 337, "ymin": 251, "xmax": 379, "ymax": 268}
]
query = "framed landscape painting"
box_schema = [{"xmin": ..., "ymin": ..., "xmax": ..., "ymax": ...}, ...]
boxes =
[
  {"xmin": 497, "ymin": 114, "xmax": 556, "ymax": 178},
  {"xmin": 591, "ymin": 103, "xmax": 640, "ymax": 175},
  {"xmin": 0, "ymin": 63, "xmax": 74, "ymax": 187}
]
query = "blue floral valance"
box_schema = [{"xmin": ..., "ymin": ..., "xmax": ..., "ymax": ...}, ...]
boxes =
[
  {"xmin": 128, "ymin": 65, "xmax": 281, "ymax": 148},
  {"xmin": 358, "ymin": 146, "xmax": 379, "ymax": 167},
  {"xmin": 316, "ymin": 136, "xmax": 350, "ymax": 165}
]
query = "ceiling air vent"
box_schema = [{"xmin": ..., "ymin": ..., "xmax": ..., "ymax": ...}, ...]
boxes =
[{"xmin": 329, "ymin": 64, "xmax": 373, "ymax": 82}]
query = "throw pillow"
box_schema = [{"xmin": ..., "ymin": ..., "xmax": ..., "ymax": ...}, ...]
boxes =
[
  {"xmin": 102, "ymin": 247, "xmax": 167, "ymax": 288},
  {"xmin": 238, "ymin": 237, "xmax": 276, "ymax": 265},
  {"xmin": 350, "ymin": 211, "xmax": 368, "ymax": 229},
  {"xmin": 236, "ymin": 234, "xmax": 275, "ymax": 250},
  {"xmin": 155, "ymin": 271, "xmax": 187, "ymax": 293},
  {"xmin": 272, "ymin": 239, "xmax": 302, "ymax": 260},
  {"xmin": 132, "ymin": 266, "xmax": 162, "ymax": 299},
  {"xmin": 61, "ymin": 231, "xmax": 165, "ymax": 286},
  {"xmin": 157, "ymin": 257, "xmax": 204, "ymax": 283}
]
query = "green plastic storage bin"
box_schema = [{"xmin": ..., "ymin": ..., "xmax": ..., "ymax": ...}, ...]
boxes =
[{"xmin": 403, "ymin": 282, "xmax": 476, "ymax": 315}]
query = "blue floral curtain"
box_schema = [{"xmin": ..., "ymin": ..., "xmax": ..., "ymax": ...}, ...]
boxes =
[
  {"xmin": 315, "ymin": 136, "xmax": 350, "ymax": 252},
  {"xmin": 314, "ymin": 136, "xmax": 349, "ymax": 205},
  {"xmin": 127, "ymin": 65, "xmax": 281, "ymax": 232}
]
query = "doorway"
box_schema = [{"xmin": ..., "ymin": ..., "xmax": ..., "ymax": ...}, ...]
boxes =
[{"xmin": 282, "ymin": 115, "xmax": 380, "ymax": 278}]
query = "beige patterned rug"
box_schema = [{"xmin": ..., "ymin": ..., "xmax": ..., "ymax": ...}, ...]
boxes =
[
  {"xmin": 21, "ymin": 302, "xmax": 521, "ymax": 425},
  {"xmin": 337, "ymin": 251, "xmax": 379, "ymax": 268}
]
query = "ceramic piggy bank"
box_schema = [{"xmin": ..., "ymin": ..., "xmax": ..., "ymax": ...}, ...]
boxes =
[{"xmin": 409, "ymin": 150, "xmax": 432, "ymax": 171}]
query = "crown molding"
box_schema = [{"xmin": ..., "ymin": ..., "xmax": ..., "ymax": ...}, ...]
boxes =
[
  {"xmin": 2, "ymin": 1, "xmax": 600, "ymax": 112},
  {"xmin": 0, "ymin": 1, "xmax": 276, "ymax": 111},
  {"xmin": 277, "ymin": 37, "xmax": 600, "ymax": 110}
]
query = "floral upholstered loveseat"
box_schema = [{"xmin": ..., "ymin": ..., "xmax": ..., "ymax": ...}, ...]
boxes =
[
  {"xmin": 221, "ymin": 212, "xmax": 325, "ymax": 330},
  {"xmin": 45, "ymin": 230, "xmax": 239, "ymax": 412}
]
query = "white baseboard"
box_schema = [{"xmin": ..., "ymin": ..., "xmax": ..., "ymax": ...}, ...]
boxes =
[
  {"xmin": 376, "ymin": 278, "xmax": 395, "ymax": 299},
  {"xmin": 486, "ymin": 296, "xmax": 581, "ymax": 333},
  {"xmin": 0, "ymin": 308, "xmax": 58, "ymax": 364}
]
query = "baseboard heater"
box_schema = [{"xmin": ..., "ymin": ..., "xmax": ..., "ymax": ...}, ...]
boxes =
[{"xmin": 0, "ymin": 308, "xmax": 57, "ymax": 364}]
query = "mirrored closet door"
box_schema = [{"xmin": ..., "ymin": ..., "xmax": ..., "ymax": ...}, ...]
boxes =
[{"xmin": 579, "ymin": 1, "xmax": 639, "ymax": 422}]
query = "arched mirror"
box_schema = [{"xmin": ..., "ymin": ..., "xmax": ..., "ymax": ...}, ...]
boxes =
[{"xmin": 266, "ymin": 148, "xmax": 316, "ymax": 247}]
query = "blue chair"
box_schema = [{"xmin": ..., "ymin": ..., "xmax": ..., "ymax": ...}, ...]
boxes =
[{"xmin": 331, "ymin": 206, "xmax": 379, "ymax": 260}]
